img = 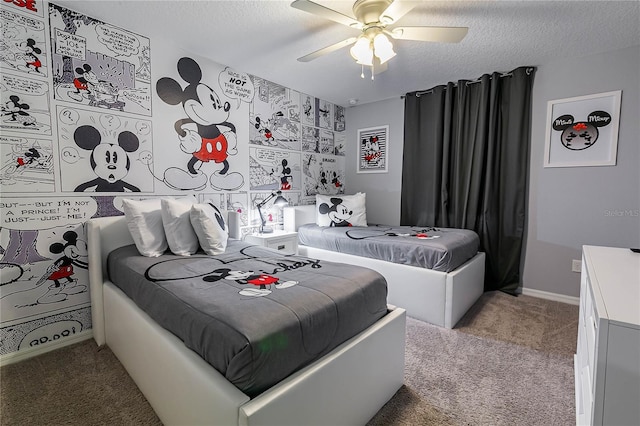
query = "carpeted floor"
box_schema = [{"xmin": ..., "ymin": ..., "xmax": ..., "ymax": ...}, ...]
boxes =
[
  {"xmin": 0, "ymin": 336, "xmax": 161, "ymax": 426},
  {"xmin": 367, "ymin": 291, "xmax": 578, "ymax": 425},
  {"xmin": 1, "ymin": 291, "xmax": 578, "ymax": 425}
]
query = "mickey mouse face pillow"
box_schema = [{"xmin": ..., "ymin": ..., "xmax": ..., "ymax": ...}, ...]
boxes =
[{"xmin": 316, "ymin": 193, "xmax": 367, "ymax": 227}]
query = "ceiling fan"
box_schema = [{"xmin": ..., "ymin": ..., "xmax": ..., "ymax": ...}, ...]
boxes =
[{"xmin": 291, "ymin": 0, "xmax": 468, "ymax": 77}]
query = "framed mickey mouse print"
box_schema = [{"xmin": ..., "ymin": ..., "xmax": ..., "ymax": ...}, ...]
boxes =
[
  {"xmin": 357, "ymin": 125, "xmax": 388, "ymax": 173},
  {"xmin": 544, "ymin": 91, "xmax": 621, "ymax": 167}
]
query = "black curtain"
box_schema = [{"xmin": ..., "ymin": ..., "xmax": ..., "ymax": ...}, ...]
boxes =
[{"xmin": 401, "ymin": 66, "xmax": 535, "ymax": 293}]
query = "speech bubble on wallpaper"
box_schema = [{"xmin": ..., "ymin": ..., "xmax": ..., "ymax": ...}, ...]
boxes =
[
  {"xmin": 254, "ymin": 147, "xmax": 290, "ymax": 164},
  {"xmin": 135, "ymin": 121, "xmax": 151, "ymax": 135},
  {"xmin": 0, "ymin": 135, "xmax": 28, "ymax": 145},
  {"xmin": 58, "ymin": 108, "xmax": 80, "ymax": 126},
  {"xmin": 60, "ymin": 146, "xmax": 83, "ymax": 164},
  {"xmin": 0, "ymin": 9, "xmax": 45, "ymax": 31},
  {"xmin": 219, "ymin": 67, "xmax": 255, "ymax": 107},
  {"xmin": 99, "ymin": 113, "xmax": 121, "ymax": 131},
  {"xmin": 0, "ymin": 197, "xmax": 97, "ymax": 230},
  {"xmin": 95, "ymin": 24, "xmax": 140, "ymax": 57},
  {"xmin": 137, "ymin": 150, "xmax": 152, "ymax": 166},
  {"xmin": 1, "ymin": 74, "xmax": 48, "ymax": 96}
]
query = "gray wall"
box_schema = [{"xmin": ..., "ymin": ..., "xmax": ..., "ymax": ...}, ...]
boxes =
[
  {"xmin": 345, "ymin": 97, "xmax": 405, "ymax": 225},
  {"xmin": 524, "ymin": 45, "xmax": 640, "ymax": 297},
  {"xmin": 347, "ymin": 45, "xmax": 640, "ymax": 298}
]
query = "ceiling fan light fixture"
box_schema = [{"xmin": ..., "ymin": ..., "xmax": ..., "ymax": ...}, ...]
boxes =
[
  {"xmin": 373, "ymin": 32, "xmax": 396, "ymax": 64},
  {"xmin": 357, "ymin": 49, "xmax": 374, "ymax": 66},
  {"xmin": 350, "ymin": 36, "xmax": 374, "ymax": 66}
]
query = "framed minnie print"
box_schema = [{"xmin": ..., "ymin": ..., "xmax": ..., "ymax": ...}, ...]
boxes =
[
  {"xmin": 544, "ymin": 91, "xmax": 621, "ymax": 167},
  {"xmin": 357, "ymin": 125, "xmax": 388, "ymax": 173}
]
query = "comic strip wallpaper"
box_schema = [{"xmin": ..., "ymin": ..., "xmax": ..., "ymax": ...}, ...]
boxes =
[{"xmin": 0, "ymin": 1, "xmax": 347, "ymax": 357}]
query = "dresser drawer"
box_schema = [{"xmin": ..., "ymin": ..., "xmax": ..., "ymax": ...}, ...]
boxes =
[
  {"xmin": 584, "ymin": 287, "xmax": 598, "ymax": 371},
  {"xmin": 581, "ymin": 364, "xmax": 593, "ymax": 422}
]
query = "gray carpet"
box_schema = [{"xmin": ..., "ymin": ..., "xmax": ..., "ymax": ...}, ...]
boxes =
[{"xmin": 1, "ymin": 291, "xmax": 578, "ymax": 425}]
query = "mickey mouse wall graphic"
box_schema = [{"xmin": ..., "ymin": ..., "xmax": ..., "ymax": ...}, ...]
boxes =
[
  {"xmin": 544, "ymin": 91, "xmax": 621, "ymax": 168},
  {"xmin": 156, "ymin": 57, "xmax": 244, "ymax": 191}
]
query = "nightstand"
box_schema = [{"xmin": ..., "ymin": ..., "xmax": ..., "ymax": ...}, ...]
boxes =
[{"xmin": 244, "ymin": 230, "xmax": 298, "ymax": 255}]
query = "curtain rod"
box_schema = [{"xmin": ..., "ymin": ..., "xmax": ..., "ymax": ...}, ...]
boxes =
[{"xmin": 402, "ymin": 67, "xmax": 534, "ymax": 99}]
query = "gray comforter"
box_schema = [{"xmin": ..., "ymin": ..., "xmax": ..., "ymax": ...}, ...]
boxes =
[
  {"xmin": 107, "ymin": 240, "xmax": 388, "ymax": 397},
  {"xmin": 297, "ymin": 224, "xmax": 479, "ymax": 272}
]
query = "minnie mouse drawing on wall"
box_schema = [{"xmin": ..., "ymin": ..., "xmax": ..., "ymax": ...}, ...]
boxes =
[
  {"xmin": 544, "ymin": 91, "xmax": 621, "ymax": 168},
  {"xmin": 357, "ymin": 125, "xmax": 388, "ymax": 173}
]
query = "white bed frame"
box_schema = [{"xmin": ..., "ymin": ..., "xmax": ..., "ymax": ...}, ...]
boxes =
[
  {"xmin": 87, "ymin": 214, "xmax": 406, "ymax": 426},
  {"xmin": 284, "ymin": 205, "xmax": 485, "ymax": 329}
]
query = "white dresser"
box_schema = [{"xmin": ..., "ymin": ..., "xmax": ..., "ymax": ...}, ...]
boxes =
[{"xmin": 575, "ymin": 245, "xmax": 640, "ymax": 426}]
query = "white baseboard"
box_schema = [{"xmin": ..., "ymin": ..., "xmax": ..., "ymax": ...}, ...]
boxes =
[
  {"xmin": 520, "ymin": 288, "xmax": 579, "ymax": 305},
  {"xmin": 0, "ymin": 329, "xmax": 93, "ymax": 367}
]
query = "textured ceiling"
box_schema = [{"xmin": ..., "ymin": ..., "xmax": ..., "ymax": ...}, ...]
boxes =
[{"xmin": 54, "ymin": 1, "xmax": 640, "ymax": 107}]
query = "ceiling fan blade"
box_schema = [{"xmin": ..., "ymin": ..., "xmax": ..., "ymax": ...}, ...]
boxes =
[
  {"xmin": 291, "ymin": 0, "xmax": 363, "ymax": 29},
  {"xmin": 389, "ymin": 26, "xmax": 468, "ymax": 43},
  {"xmin": 297, "ymin": 37, "xmax": 358, "ymax": 62},
  {"xmin": 379, "ymin": 0, "xmax": 415, "ymax": 25}
]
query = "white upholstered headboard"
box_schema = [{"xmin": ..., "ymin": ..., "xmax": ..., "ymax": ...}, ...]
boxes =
[
  {"xmin": 283, "ymin": 205, "xmax": 316, "ymax": 232},
  {"xmin": 87, "ymin": 210, "xmax": 239, "ymax": 346}
]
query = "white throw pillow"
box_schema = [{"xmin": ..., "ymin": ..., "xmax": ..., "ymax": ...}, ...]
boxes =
[
  {"xmin": 316, "ymin": 192, "xmax": 367, "ymax": 227},
  {"xmin": 190, "ymin": 202, "xmax": 228, "ymax": 255},
  {"xmin": 161, "ymin": 196, "xmax": 198, "ymax": 256},
  {"xmin": 122, "ymin": 198, "xmax": 168, "ymax": 257}
]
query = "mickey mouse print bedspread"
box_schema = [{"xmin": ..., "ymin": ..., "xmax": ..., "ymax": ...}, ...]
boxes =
[
  {"xmin": 297, "ymin": 224, "xmax": 480, "ymax": 272},
  {"xmin": 106, "ymin": 240, "xmax": 388, "ymax": 397}
]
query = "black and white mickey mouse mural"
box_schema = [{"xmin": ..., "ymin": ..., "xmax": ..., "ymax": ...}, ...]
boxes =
[
  {"xmin": 156, "ymin": 57, "xmax": 244, "ymax": 191},
  {"xmin": 552, "ymin": 110, "xmax": 612, "ymax": 150},
  {"xmin": 36, "ymin": 230, "xmax": 88, "ymax": 304},
  {"xmin": 73, "ymin": 124, "xmax": 141, "ymax": 192},
  {"xmin": 271, "ymin": 159, "xmax": 292, "ymax": 190}
]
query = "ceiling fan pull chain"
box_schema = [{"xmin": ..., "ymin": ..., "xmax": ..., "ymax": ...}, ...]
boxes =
[
  {"xmin": 371, "ymin": 62, "xmax": 375, "ymax": 80},
  {"xmin": 361, "ymin": 64, "xmax": 365, "ymax": 79}
]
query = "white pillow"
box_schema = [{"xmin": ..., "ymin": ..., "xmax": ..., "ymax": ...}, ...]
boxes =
[
  {"xmin": 316, "ymin": 192, "xmax": 367, "ymax": 227},
  {"xmin": 190, "ymin": 202, "xmax": 228, "ymax": 255},
  {"xmin": 122, "ymin": 198, "xmax": 168, "ymax": 257},
  {"xmin": 161, "ymin": 196, "xmax": 198, "ymax": 256}
]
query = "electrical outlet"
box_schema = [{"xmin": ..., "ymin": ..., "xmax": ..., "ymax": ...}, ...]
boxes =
[{"xmin": 572, "ymin": 259, "xmax": 582, "ymax": 273}]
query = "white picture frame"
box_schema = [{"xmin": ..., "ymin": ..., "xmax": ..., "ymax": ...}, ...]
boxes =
[
  {"xmin": 544, "ymin": 91, "xmax": 621, "ymax": 168},
  {"xmin": 357, "ymin": 125, "xmax": 388, "ymax": 173}
]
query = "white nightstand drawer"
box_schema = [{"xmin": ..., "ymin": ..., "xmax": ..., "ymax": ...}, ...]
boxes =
[
  {"xmin": 244, "ymin": 231, "xmax": 298, "ymax": 255},
  {"xmin": 265, "ymin": 239, "xmax": 296, "ymax": 253}
]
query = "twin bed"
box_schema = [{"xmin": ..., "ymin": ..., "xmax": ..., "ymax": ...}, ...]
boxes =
[
  {"xmin": 87, "ymin": 212, "xmax": 406, "ymax": 425},
  {"xmin": 284, "ymin": 204, "xmax": 485, "ymax": 329},
  {"xmin": 87, "ymin": 199, "xmax": 484, "ymax": 425}
]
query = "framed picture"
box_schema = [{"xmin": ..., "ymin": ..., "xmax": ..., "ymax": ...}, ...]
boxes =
[
  {"xmin": 544, "ymin": 90, "xmax": 621, "ymax": 168},
  {"xmin": 357, "ymin": 125, "xmax": 388, "ymax": 173}
]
